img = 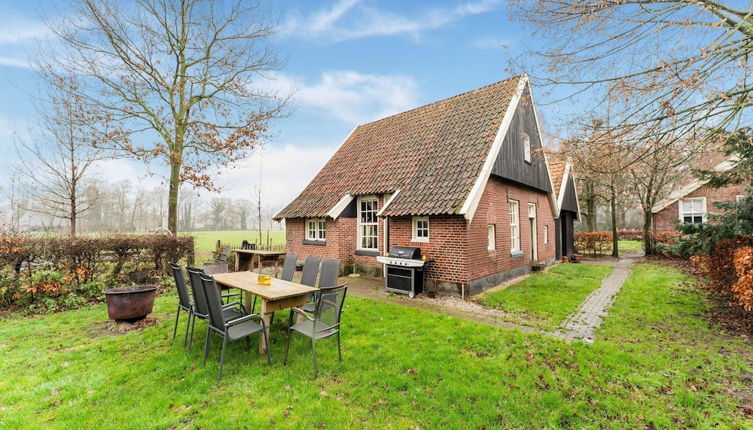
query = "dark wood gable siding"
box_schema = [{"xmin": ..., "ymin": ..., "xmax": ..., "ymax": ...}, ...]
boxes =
[
  {"xmin": 561, "ymin": 177, "xmax": 578, "ymax": 213},
  {"xmin": 491, "ymin": 87, "xmax": 552, "ymax": 193}
]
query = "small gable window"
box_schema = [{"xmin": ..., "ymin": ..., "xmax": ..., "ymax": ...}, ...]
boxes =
[
  {"xmin": 487, "ymin": 224, "xmax": 496, "ymax": 251},
  {"xmin": 544, "ymin": 225, "xmax": 549, "ymax": 245},
  {"xmin": 412, "ymin": 216, "xmax": 429, "ymax": 242},
  {"xmin": 522, "ymin": 132, "xmax": 531, "ymax": 163},
  {"xmin": 306, "ymin": 218, "xmax": 326, "ymax": 241}
]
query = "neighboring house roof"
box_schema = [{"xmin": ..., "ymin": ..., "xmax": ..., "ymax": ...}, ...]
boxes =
[
  {"xmin": 544, "ymin": 150, "xmax": 580, "ymax": 220},
  {"xmin": 651, "ymin": 157, "xmax": 738, "ymax": 213},
  {"xmin": 276, "ymin": 75, "xmax": 543, "ymax": 220}
]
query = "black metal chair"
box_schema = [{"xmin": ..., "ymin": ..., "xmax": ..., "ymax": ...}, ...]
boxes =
[
  {"xmin": 199, "ymin": 273, "xmax": 270, "ymax": 383},
  {"xmin": 300, "ymin": 256, "xmax": 322, "ymax": 287},
  {"xmin": 302, "ymin": 258, "xmax": 340, "ymax": 313},
  {"xmin": 169, "ymin": 262, "xmax": 193, "ymax": 347},
  {"xmin": 185, "ymin": 267, "xmax": 245, "ymax": 349},
  {"xmin": 284, "ymin": 283, "xmax": 347, "ymax": 378},
  {"xmin": 281, "ymin": 253, "xmax": 298, "ymax": 282}
]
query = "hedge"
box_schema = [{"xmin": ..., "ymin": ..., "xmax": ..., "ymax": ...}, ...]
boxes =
[
  {"xmin": 690, "ymin": 236, "xmax": 753, "ymax": 312},
  {"xmin": 574, "ymin": 230, "xmax": 680, "ymax": 255},
  {"xmin": 0, "ymin": 234, "xmax": 194, "ymax": 314}
]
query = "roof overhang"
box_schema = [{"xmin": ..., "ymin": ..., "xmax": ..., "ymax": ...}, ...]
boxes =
[
  {"xmin": 377, "ymin": 190, "xmax": 401, "ymax": 217},
  {"xmin": 326, "ymin": 194, "xmax": 354, "ymax": 219},
  {"xmin": 651, "ymin": 158, "xmax": 738, "ymax": 213},
  {"xmin": 459, "ymin": 75, "xmax": 528, "ymax": 221}
]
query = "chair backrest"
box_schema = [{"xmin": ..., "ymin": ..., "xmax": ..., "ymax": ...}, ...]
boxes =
[
  {"xmin": 313, "ymin": 284, "xmax": 347, "ymax": 331},
  {"xmin": 170, "ymin": 262, "xmax": 191, "ymax": 308},
  {"xmin": 318, "ymin": 259, "xmax": 340, "ymax": 288},
  {"xmin": 199, "ymin": 274, "xmax": 226, "ymax": 330},
  {"xmin": 300, "ymin": 256, "xmax": 322, "ymax": 287},
  {"xmin": 186, "ymin": 266, "xmax": 209, "ymax": 316},
  {"xmin": 215, "ymin": 245, "xmax": 232, "ymax": 263},
  {"xmin": 280, "ymin": 253, "xmax": 298, "ymax": 282}
]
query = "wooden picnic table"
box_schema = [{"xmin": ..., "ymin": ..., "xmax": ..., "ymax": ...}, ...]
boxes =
[
  {"xmin": 212, "ymin": 271, "xmax": 317, "ymax": 354},
  {"xmin": 232, "ymin": 249, "xmax": 287, "ymax": 273}
]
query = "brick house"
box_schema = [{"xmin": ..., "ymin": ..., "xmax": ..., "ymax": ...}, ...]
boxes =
[
  {"xmin": 275, "ymin": 75, "xmax": 574, "ymax": 296},
  {"xmin": 652, "ymin": 157, "xmax": 746, "ymax": 231}
]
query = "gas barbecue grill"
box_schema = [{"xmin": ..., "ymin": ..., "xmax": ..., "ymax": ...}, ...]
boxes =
[{"xmin": 376, "ymin": 246, "xmax": 428, "ymax": 298}]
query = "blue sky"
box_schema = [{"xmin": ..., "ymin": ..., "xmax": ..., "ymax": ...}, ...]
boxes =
[{"xmin": 0, "ymin": 0, "xmax": 559, "ymax": 210}]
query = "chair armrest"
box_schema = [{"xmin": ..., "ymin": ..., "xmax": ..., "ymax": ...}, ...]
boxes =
[
  {"xmin": 290, "ymin": 307, "xmax": 314, "ymax": 321},
  {"xmin": 222, "ymin": 302, "xmax": 247, "ymax": 314},
  {"xmin": 226, "ymin": 313, "xmax": 264, "ymax": 328}
]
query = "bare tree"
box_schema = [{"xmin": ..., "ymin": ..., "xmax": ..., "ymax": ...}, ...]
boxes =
[
  {"xmin": 630, "ymin": 133, "xmax": 704, "ymax": 254},
  {"xmin": 509, "ymin": 0, "xmax": 753, "ymax": 152},
  {"xmin": 15, "ymin": 78, "xmax": 110, "ymax": 236},
  {"xmin": 42, "ymin": 0, "xmax": 288, "ymax": 234}
]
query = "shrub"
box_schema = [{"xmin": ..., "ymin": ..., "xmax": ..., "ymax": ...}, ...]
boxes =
[
  {"xmin": 574, "ymin": 232, "xmax": 612, "ymax": 255},
  {"xmin": 0, "ymin": 233, "xmax": 194, "ymax": 314},
  {"xmin": 690, "ymin": 236, "xmax": 753, "ymax": 312},
  {"xmin": 617, "ymin": 229, "xmax": 643, "ymax": 241}
]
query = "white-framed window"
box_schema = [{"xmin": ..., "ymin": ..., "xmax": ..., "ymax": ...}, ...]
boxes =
[
  {"xmin": 509, "ymin": 200, "xmax": 520, "ymax": 251},
  {"xmin": 543, "ymin": 225, "xmax": 549, "ymax": 245},
  {"xmin": 522, "ymin": 132, "xmax": 531, "ymax": 163},
  {"xmin": 306, "ymin": 218, "xmax": 326, "ymax": 241},
  {"xmin": 528, "ymin": 203, "xmax": 536, "ymax": 219},
  {"xmin": 412, "ymin": 216, "xmax": 429, "ymax": 242},
  {"xmin": 487, "ymin": 224, "xmax": 496, "ymax": 250},
  {"xmin": 679, "ymin": 197, "xmax": 706, "ymax": 224},
  {"xmin": 357, "ymin": 196, "xmax": 378, "ymax": 250}
]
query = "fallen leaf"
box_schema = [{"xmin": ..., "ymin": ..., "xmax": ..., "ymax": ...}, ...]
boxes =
[
  {"xmin": 319, "ymin": 391, "xmax": 328, "ymax": 397},
  {"xmin": 284, "ymin": 385, "xmax": 292, "ymax": 391}
]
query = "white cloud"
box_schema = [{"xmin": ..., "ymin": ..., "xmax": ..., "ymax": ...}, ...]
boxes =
[
  {"xmin": 269, "ymin": 70, "xmax": 419, "ymax": 124},
  {"xmin": 0, "ymin": 18, "xmax": 53, "ymax": 70},
  {"xmin": 214, "ymin": 144, "xmax": 339, "ymax": 210},
  {"xmin": 283, "ymin": 0, "xmax": 504, "ymax": 42}
]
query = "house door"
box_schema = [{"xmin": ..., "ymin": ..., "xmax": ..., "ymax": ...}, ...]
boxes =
[{"xmin": 528, "ymin": 203, "xmax": 538, "ymax": 262}]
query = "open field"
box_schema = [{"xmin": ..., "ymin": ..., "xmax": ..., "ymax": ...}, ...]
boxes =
[
  {"xmin": 479, "ymin": 263, "xmax": 614, "ymax": 330},
  {"xmin": 182, "ymin": 230, "xmax": 286, "ymax": 260},
  {"xmin": 1, "ymin": 263, "xmax": 751, "ymax": 428}
]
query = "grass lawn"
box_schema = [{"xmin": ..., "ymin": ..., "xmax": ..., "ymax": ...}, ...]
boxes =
[
  {"xmin": 478, "ymin": 263, "xmax": 614, "ymax": 330},
  {"xmin": 1, "ymin": 263, "xmax": 752, "ymax": 428},
  {"xmin": 182, "ymin": 230, "xmax": 286, "ymax": 259},
  {"xmin": 618, "ymin": 240, "xmax": 644, "ymax": 252}
]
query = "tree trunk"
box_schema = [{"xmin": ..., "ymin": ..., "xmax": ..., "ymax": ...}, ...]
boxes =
[
  {"xmin": 167, "ymin": 159, "xmax": 180, "ymax": 235},
  {"xmin": 610, "ymin": 186, "xmax": 619, "ymax": 258},
  {"xmin": 642, "ymin": 209, "xmax": 654, "ymax": 255}
]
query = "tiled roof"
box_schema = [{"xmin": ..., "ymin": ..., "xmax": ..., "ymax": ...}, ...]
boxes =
[
  {"xmin": 276, "ymin": 76, "xmax": 524, "ymax": 219},
  {"xmin": 546, "ymin": 151, "xmax": 568, "ymax": 199}
]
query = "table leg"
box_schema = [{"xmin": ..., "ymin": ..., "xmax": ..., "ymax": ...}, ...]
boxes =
[
  {"xmin": 234, "ymin": 254, "xmax": 240, "ymax": 272},
  {"xmin": 244, "ymin": 291, "xmax": 253, "ymax": 314},
  {"xmin": 259, "ymin": 299, "xmax": 272, "ymax": 354}
]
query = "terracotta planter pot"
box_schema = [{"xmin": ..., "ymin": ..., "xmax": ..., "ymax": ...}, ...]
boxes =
[{"xmin": 104, "ymin": 285, "xmax": 157, "ymax": 322}]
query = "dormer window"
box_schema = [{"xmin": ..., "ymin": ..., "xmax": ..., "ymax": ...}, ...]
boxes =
[{"xmin": 522, "ymin": 132, "xmax": 531, "ymax": 163}]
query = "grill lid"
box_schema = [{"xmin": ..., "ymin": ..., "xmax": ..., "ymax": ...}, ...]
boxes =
[{"xmin": 388, "ymin": 246, "xmax": 421, "ymax": 260}]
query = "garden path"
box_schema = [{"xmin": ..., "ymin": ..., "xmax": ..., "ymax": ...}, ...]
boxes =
[{"xmin": 556, "ymin": 257, "xmax": 636, "ymax": 343}]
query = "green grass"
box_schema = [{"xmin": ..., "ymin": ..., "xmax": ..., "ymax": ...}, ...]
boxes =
[
  {"xmin": 618, "ymin": 240, "xmax": 644, "ymax": 252},
  {"xmin": 182, "ymin": 230, "xmax": 286, "ymax": 259},
  {"xmin": 479, "ymin": 263, "xmax": 614, "ymax": 330},
  {"xmin": 1, "ymin": 263, "xmax": 752, "ymax": 428}
]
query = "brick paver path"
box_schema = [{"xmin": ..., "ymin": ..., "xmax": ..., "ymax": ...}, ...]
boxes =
[{"xmin": 557, "ymin": 258, "xmax": 635, "ymax": 342}]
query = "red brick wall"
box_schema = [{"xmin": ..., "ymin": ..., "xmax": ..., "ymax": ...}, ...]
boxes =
[
  {"xmin": 467, "ymin": 176, "xmax": 556, "ymax": 281},
  {"xmin": 388, "ymin": 215, "xmax": 469, "ymax": 283},
  {"xmin": 284, "ymin": 179, "xmax": 556, "ymax": 286},
  {"xmin": 653, "ymin": 183, "xmax": 747, "ymax": 232}
]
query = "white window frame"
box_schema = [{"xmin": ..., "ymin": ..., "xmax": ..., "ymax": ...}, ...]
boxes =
[
  {"xmin": 487, "ymin": 224, "xmax": 496, "ymax": 251},
  {"xmin": 412, "ymin": 216, "xmax": 429, "ymax": 242},
  {"xmin": 357, "ymin": 195, "xmax": 379, "ymax": 250},
  {"xmin": 509, "ymin": 200, "xmax": 520, "ymax": 252},
  {"xmin": 522, "ymin": 132, "xmax": 531, "ymax": 163},
  {"xmin": 543, "ymin": 224, "xmax": 549, "ymax": 245},
  {"xmin": 305, "ymin": 218, "xmax": 326, "ymax": 242},
  {"xmin": 679, "ymin": 197, "xmax": 706, "ymax": 224}
]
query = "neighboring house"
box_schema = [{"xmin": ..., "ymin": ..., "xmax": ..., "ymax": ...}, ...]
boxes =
[
  {"xmin": 275, "ymin": 75, "xmax": 574, "ymax": 296},
  {"xmin": 546, "ymin": 152, "xmax": 580, "ymax": 259},
  {"xmin": 652, "ymin": 156, "xmax": 745, "ymax": 231}
]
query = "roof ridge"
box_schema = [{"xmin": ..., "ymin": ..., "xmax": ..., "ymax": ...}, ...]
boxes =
[{"xmin": 356, "ymin": 75, "xmax": 525, "ymax": 128}]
